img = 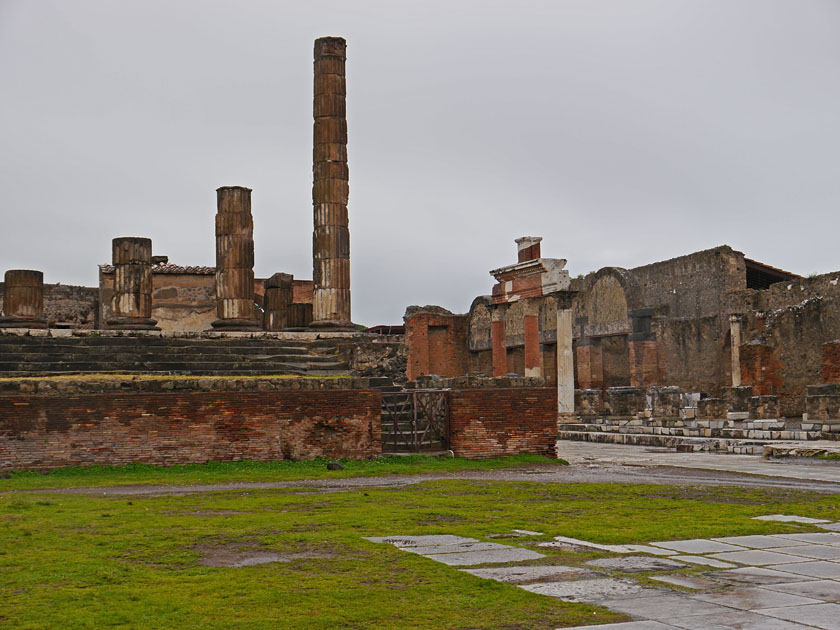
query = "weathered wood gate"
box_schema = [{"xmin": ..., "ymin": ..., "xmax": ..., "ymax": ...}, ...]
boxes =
[{"xmin": 381, "ymin": 389, "xmax": 449, "ymax": 453}]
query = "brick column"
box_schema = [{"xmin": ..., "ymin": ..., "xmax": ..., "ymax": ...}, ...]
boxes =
[
  {"xmin": 212, "ymin": 186, "xmax": 260, "ymax": 331},
  {"xmin": 263, "ymin": 272, "xmax": 293, "ymax": 332},
  {"xmin": 311, "ymin": 36, "xmax": 352, "ymax": 329},
  {"xmin": 628, "ymin": 308, "xmax": 660, "ymax": 388},
  {"xmin": 729, "ymin": 314, "xmax": 742, "ymax": 387},
  {"xmin": 0, "ymin": 270, "xmax": 47, "ymax": 328},
  {"xmin": 823, "ymin": 340, "xmax": 840, "ymax": 384},
  {"xmin": 107, "ymin": 238, "xmax": 159, "ymax": 330},
  {"xmin": 523, "ymin": 300, "xmax": 542, "ymax": 378},
  {"xmin": 491, "ymin": 305, "xmax": 508, "ymax": 377}
]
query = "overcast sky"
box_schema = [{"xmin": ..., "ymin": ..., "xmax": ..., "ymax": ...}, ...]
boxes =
[{"xmin": 1, "ymin": 1, "xmax": 839, "ymax": 325}]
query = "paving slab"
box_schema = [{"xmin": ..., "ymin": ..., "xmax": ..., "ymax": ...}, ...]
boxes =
[
  {"xmin": 649, "ymin": 574, "xmax": 721, "ymax": 590},
  {"xmin": 767, "ymin": 544, "xmax": 840, "ymax": 560},
  {"xmin": 772, "ymin": 532, "xmax": 840, "ymax": 546},
  {"xmin": 707, "ymin": 549, "xmax": 810, "ymax": 566},
  {"xmin": 649, "ymin": 539, "xmax": 745, "ymax": 554},
  {"xmin": 816, "ymin": 522, "xmax": 840, "ymax": 532},
  {"xmin": 764, "ymin": 579, "xmax": 840, "ymax": 602},
  {"xmin": 665, "ymin": 610, "xmax": 817, "ymax": 629},
  {"xmin": 753, "ymin": 514, "xmax": 831, "ymax": 524},
  {"xmin": 462, "ymin": 564, "xmax": 595, "ymax": 583},
  {"xmin": 766, "ymin": 561, "xmax": 840, "ymax": 579},
  {"xmin": 601, "ymin": 594, "xmax": 735, "ymax": 620},
  {"xmin": 512, "ymin": 529, "xmax": 543, "ymax": 536},
  {"xmin": 711, "ymin": 535, "xmax": 807, "ymax": 549},
  {"xmin": 364, "ymin": 535, "xmax": 476, "ymax": 547},
  {"xmin": 693, "ymin": 585, "xmax": 821, "ymax": 610},
  {"xmin": 423, "ymin": 546, "xmax": 544, "ymax": 566},
  {"xmin": 401, "ymin": 542, "xmax": 508, "ymax": 555},
  {"xmin": 711, "ymin": 566, "xmax": 810, "ymax": 585},
  {"xmin": 545, "ymin": 535, "xmax": 633, "ymax": 553},
  {"xmin": 586, "ymin": 556, "xmax": 687, "ymax": 573},
  {"xmin": 625, "ymin": 544, "xmax": 678, "ymax": 556},
  {"xmin": 671, "ymin": 555, "xmax": 737, "ymax": 568},
  {"xmin": 558, "ymin": 622, "xmax": 680, "ymax": 630},
  {"xmin": 755, "ymin": 602, "xmax": 840, "ymax": 629},
  {"xmin": 519, "ymin": 577, "xmax": 654, "ymax": 602}
]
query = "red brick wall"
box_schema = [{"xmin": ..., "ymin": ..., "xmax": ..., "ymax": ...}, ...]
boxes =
[
  {"xmin": 448, "ymin": 388, "xmax": 557, "ymax": 459},
  {"xmin": 629, "ymin": 340, "xmax": 662, "ymax": 388},
  {"xmin": 823, "ymin": 341, "xmax": 840, "ymax": 384},
  {"xmin": 405, "ymin": 312, "xmax": 469, "ymax": 380},
  {"xmin": 0, "ymin": 390, "xmax": 381, "ymax": 471},
  {"xmin": 740, "ymin": 343, "xmax": 783, "ymax": 397}
]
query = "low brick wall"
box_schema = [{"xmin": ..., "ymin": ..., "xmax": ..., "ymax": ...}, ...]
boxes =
[
  {"xmin": 0, "ymin": 389, "xmax": 382, "ymax": 471},
  {"xmin": 448, "ymin": 387, "xmax": 557, "ymax": 459}
]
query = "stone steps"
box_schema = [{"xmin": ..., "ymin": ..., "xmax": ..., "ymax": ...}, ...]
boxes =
[
  {"xmin": 0, "ymin": 334, "xmax": 350, "ymax": 377},
  {"xmin": 558, "ymin": 429, "xmax": 769, "ymax": 454}
]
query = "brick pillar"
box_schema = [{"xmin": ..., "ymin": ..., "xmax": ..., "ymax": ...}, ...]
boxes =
[
  {"xmin": 740, "ymin": 343, "xmax": 781, "ymax": 396},
  {"xmin": 212, "ymin": 186, "xmax": 260, "ymax": 331},
  {"xmin": 729, "ymin": 315, "xmax": 742, "ymax": 387},
  {"xmin": 823, "ymin": 340, "xmax": 840, "ymax": 384},
  {"xmin": 311, "ymin": 36, "xmax": 352, "ymax": 329},
  {"xmin": 575, "ymin": 343, "xmax": 592, "ymax": 389},
  {"xmin": 556, "ymin": 305, "xmax": 575, "ymax": 420},
  {"xmin": 107, "ymin": 238, "xmax": 159, "ymax": 330},
  {"xmin": 263, "ymin": 272, "xmax": 293, "ymax": 332},
  {"xmin": 628, "ymin": 308, "xmax": 659, "ymax": 388},
  {"xmin": 515, "ymin": 236, "xmax": 542, "ymax": 262},
  {"xmin": 491, "ymin": 305, "xmax": 507, "ymax": 377},
  {"xmin": 0, "ymin": 270, "xmax": 46, "ymax": 328},
  {"xmin": 523, "ymin": 300, "xmax": 542, "ymax": 378}
]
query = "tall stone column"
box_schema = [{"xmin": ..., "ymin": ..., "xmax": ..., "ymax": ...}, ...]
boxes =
[
  {"xmin": 491, "ymin": 305, "xmax": 508, "ymax": 377},
  {"xmin": 0, "ymin": 270, "xmax": 47, "ymax": 328},
  {"xmin": 212, "ymin": 186, "xmax": 260, "ymax": 331},
  {"xmin": 523, "ymin": 299, "xmax": 542, "ymax": 378},
  {"xmin": 556, "ymin": 305, "xmax": 575, "ymax": 421},
  {"xmin": 729, "ymin": 314, "xmax": 742, "ymax": 387},
  {"xmin": 107, "ymin": 238, "xmax": 158, "ymax": 330},
  {"xmin": 311, "ymin": 36, "xmax": 352, "ymax": 329},
  {"xmin": 263, "ymin": 272, "xmax": 293, "ymax": 332}
]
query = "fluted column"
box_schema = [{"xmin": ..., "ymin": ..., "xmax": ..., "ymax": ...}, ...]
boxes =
[
  {"xmin": 263, "ymin": 272, "xmax": 293, "ymax": 332},
  {"xmin": 0, "ymin": 270, "xmax": 47, "ymax": 328},
  {"xmin": 311, "ymin": 36, "xmax": 352, "ymax": 329},
  {"xmin": 107, "ymin": 238, "xmax": 159, "ymax": 330},
  {"xmin": 212, "ymin": 186, "xmax": 260, "ymax": 330}
]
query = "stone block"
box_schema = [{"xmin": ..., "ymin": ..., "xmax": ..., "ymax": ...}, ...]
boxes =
[
  {"xmin": 697, "ymin": 397, "xmax": 727, "ymax": 420},
  {"xmin": 605, "ymin": 386, "xmax": 645, "ymax": 417},
  {"xmin": 807, "ymin": 386, "xmax": 840, "ymax": 421},
  {"xmin": 749, "ymin": 395, "xmax": 780, "ymax": 420},
  {"xmin": 574, "ymin": 389, "xmax": 603, "ymax": 418},
  {"xmin": 723, "ymin": 385, "xmax": 753, "ymax": 412},
  {"xmin": 650, "ymin": 386, "xmax": 681, "ymax": 418}
]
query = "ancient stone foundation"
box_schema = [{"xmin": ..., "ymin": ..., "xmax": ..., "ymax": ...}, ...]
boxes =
[
  {"xmin": 107, "ymin": 238, "xmax": 159, "ymax": 330},
  {"xmin": 0, "ymin": 270, "xmax": 47, "ymax": 328},
  {"xmin": 311, "ymin": 36, "xmax": 352, "ymax": 329},
  {"xmin": 212, "ymin": 186, "xmax": 260, "ymax": 331},
  {"xmin": 263, "ymin": 272, "xmax": 293, "ymax": 331}
]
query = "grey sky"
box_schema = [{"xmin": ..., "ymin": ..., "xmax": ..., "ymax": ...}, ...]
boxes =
[{"xmin": 1, "ymin": 0, "xmax": 838, "ymax": 325}]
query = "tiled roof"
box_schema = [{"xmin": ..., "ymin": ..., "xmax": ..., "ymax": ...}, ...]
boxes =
[{"xmin": 98, "ymin": 264, "xmax": 215, "ymax": 275}]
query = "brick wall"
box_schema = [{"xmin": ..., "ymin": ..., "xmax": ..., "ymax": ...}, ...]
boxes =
[
  {"xmin": 448, "ymin": 387, "xmax": 557, "ymax": 459},
  {"xmin": 0, "ymin": 389, "xmax": 381, "ymax": 471},
  {"xmin": 823, "ymin": 341, "xmax": 840, "ymax": 385},
  {"xmin": 405, "ymin": 310, "xmax": 469, "ymax": 380}
]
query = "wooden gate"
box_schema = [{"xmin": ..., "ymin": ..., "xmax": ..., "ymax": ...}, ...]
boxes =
[{"xmin": 381, "ymin": 389, "xmax": 449, "ymax": 453}]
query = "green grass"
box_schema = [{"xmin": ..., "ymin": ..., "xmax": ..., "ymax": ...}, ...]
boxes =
[
  {"xmin": 3, "ymin": 468, "xmax": 840, "ymax": 629},
  {"xmin": 0, "ymin": 454, "xmax": 565, "ymax": 491}
]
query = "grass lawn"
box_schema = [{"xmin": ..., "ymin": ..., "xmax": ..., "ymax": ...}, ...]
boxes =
[{"xmin": 3, "ymin": 458, "xmax": 840, "ymax": 629}]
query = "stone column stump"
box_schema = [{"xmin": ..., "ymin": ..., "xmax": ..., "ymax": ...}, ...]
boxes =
[
  {"xmin": 107, "ymin": 238, "xmax": 159, "ymax": 330},
  {"xmin": 0, "ymin": 270, "xmax": 47, "ymax": 328},
  {"xmin": 263, "ymin": 272, "xmax": 293, "ymax": 332},
  {"xmin": 211, "ymin": 186, "xmax": 260, "ymax": 331}
]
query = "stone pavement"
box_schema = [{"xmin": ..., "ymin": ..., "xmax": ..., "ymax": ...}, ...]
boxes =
[
  {"xmin": 557, "ymin": 441, "xmax": 840, "ymax": 485},
  {"xmin": 367, "ymin": 524, "xmax": 840, "ymax": 629}
]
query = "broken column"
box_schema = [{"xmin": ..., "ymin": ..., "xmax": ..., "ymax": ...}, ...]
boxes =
[
  {"xmin": 729, "ymin": 314, "xmax": 743, "ymax": 387},
  {"xmin": 0, "ymin": 270, "xmax": 47, "ymax": 328},
  {"xmin": 491, "ymin": 306, "xmax": 508, "ymax": 377},
  {"xmin": 107, "ymin": 238, "xmax": 158, "ymax": 330},
  {"xmin": 212, "ymin": 186, "xmax": 260, "ymax": 331},
  {"xmin": 263, "ymin": 272, "xmax": 293, "ymax": 332},
  {"xmin": 311, "ymin": 36, "xmax": 352, "ymax": 329}
]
